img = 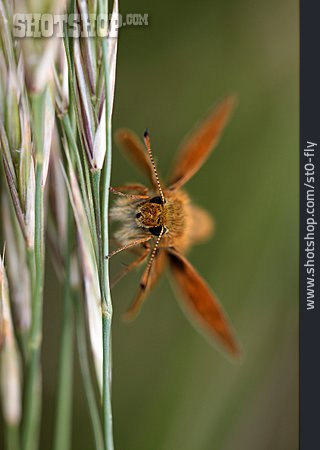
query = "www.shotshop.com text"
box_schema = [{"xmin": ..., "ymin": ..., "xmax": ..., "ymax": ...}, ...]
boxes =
[{"xmin": 304, "ymin": 141, "xmax": 317, "ymax": 310}]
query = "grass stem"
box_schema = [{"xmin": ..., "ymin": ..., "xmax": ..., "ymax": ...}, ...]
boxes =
[
  {"xmin": 101, "ymin": 34, "xmax": 114, "ymax": 450},
  {"xmin": 53, "ymin": 205, "xmax": 74, "ymax": 450},
  {"xmin": 75, "ymin": 295, "xmax": 104, "ymax": 450},
  {"xmin": 6, "ymin": 424, "xmax": 20, "ymax": 450},
  {"xmin": 21, "ymin": 90, "xmax": 46, "ymax": 450}
]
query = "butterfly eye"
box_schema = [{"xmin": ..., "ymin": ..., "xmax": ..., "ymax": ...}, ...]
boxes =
[
  {"xmin": 149, "ymin": 226, "xmax": 163, "ymax": 236},
  {"xmin": 150, "ymin": 196, "xmax": 163, "ymax": 205},
  {"xmin": 136, "ymin": 213, "xmax": 142, "ymax": 219}
]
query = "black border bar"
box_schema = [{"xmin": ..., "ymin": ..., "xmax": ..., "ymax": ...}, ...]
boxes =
[{"xmin": 300, "ymin": 1, "xmax": 320, "ymax": 448}]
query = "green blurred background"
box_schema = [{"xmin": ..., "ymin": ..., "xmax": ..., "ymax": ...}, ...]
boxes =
[{"xmin": 42, "ymin": 0, "xmax": 298, "ymax": 449}]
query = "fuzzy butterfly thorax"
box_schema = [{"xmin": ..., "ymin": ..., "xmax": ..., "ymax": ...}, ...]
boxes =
[{"xmin": 110, "ymin": 189, "xmax": 192, "ymax": 252}]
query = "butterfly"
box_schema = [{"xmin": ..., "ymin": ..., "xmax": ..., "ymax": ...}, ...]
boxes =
[{"xmin": 109, "ymin": 96, "xmax": 241, "ymax": 358}]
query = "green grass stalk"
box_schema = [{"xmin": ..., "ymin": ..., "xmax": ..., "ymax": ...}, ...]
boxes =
[
  {"xmin": 6, "ymin": 424, "xmax": 20, "ymax": 450},
  {"xmin": 101, "ymin": 36, "xmax": 114, "ymax": 450},
  {"xmin": 92, "ymin": 170, "xmax": 104, "ymax": 289},
  {"xmin": 22, "ymin": 90, "xmax": 46, "ymax": 450},
  {"xmin": 75, "ymin": 295, "xmax": 104, "ymax": 450},
  {"xmin": 53, "ymin": 205, "xmax": 74, "ymax": 450}
]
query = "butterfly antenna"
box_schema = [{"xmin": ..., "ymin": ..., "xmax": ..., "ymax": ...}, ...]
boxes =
[
  {"xmin": 141, "ymin": 227, "xmax": 164, "ymax": 290},
  {"xmin": 143, "ymin": 129, "xmax": 165, "ymax": 203}
]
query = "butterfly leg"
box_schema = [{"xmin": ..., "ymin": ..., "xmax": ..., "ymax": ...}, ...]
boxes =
[
  {"xmin": 124, "ymin": 249, "xmax": 167, "ymax": 321},
  {"xmin": 111, "ymin": 244, "xmax": 150, "ymax": 288},
  {"xmin": 106, "ymin": 236, "xmax": 152, "ymax": 259},
  {"xmin": 109, "ymin": 184, "xmax": 149, "ymax": 199}
]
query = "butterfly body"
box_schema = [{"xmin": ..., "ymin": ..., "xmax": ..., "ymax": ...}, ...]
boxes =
[{"xmin": 111, "ymin": 188, "xmax": 196, "ymax": 252}]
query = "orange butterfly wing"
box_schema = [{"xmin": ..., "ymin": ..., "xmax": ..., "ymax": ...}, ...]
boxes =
[
  {"xmin": 115, "ymin": 129, "xmax": 158, "ymax": 188},
  {"xmin": 168, "ymin": 96, "xmax": 236, "ymax": 190},
  {"xmin": 189, "ymin": 204, "xmax": 215, "ymax": 244},
  {"xmin": 168, "ymin": 249, "xmax": 241, "ymax": 358}
]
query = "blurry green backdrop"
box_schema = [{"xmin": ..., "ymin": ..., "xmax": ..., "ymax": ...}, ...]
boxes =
[{"xmin": 42, "ymin": 0, "xmax": 298, "ymax": 449}]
